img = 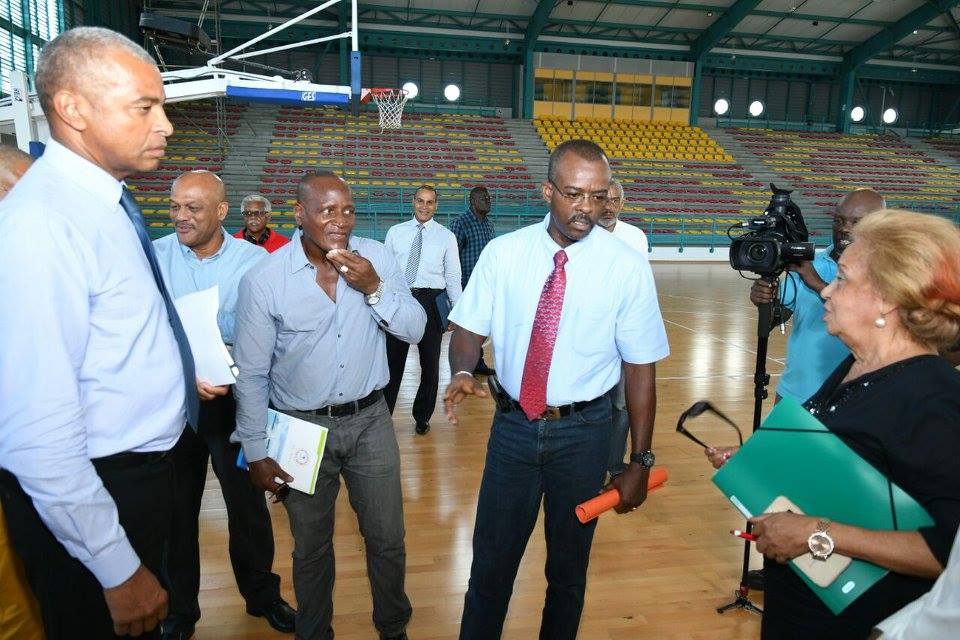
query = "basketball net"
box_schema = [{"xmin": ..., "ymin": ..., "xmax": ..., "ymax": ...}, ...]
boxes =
[{"xmin": 370, "ymin": 88, "xmax": 409, "ymax": 130}]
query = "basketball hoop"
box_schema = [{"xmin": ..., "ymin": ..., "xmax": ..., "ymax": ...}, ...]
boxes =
[{"xmin": 365, "ymin": 88, "xmax": 409, "ymax": 130}]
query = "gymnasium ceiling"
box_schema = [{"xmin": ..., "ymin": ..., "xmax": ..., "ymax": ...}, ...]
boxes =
[{"xmin": 147, "ymin": 0, "xmax": 960, "ymax": 68}]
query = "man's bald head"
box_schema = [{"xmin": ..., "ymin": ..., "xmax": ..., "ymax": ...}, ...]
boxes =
[
  {"xmin": 35, "ymin": 27, "xmax": 156, "ymax": 118},
  {"xmin": 172, "ymin": 170, "xmax": 226, "ymax": 202},
  {"xmin": 297, "ymin": 171, "xmax": 349, "ymax": 204},
  {"xmin": 832, "ymin": 188, "xmax": 886, "ymax": 255},
  {"xmin": 169, "ymin": 170, "xmax": 229, "ymax": 255},
  {"xmin": 838, "ymin": 188, "xmax": 885, "ymax": 218},
  {"xmin": 0, "ymin": 145, "xmax": 32, "ymax": 198}
]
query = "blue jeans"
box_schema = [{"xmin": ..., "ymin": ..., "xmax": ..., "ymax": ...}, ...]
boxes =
[
  {"xmin": 459, "ymin": 398, "xmax": 612, "ymax": 640},
  {"xmin": 605, "ymin": 372, "xmax": 629, "ymax": 477}
]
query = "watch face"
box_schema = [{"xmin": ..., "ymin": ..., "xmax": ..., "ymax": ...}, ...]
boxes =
[
  {"xmin": 808, "ymin": 532, "xmax": 834, "ymax": 559},
  {"xmin": 641, "ymin": 451, "xmax": 655, "ymax": 468}
]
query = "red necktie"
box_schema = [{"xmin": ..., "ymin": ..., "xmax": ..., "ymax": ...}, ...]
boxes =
[{"xmin": 518, "ymin": 249, "xmax": 568, "ymax": 420}]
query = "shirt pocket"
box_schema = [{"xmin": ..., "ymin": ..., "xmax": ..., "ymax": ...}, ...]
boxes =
[{"xmin": 278, "ymin": 304, "xmax": 329, "ymax": 333}]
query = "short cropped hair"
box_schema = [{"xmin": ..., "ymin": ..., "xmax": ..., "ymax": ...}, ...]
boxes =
[
  {"xmin": 609, "ymin": 178, "xmax": 624, "ymax": 197},
  {"xmin": 547, "ymin": 139, "xmax": 609, "ymax": 183},
  {"xmin": 854, "ymin": 209, "xmax": 960, "ymax": 350},
  {"xmin": 241, "ymin": 194, "xmax": 272, "ymax": 213},
  {"xmin": 297, "ymin": 170, "xmax": 346, "ymax": 203},
  {"xmin": 414, "ymin": 184, "xmax": 437, "ymax": 198},
  {"xmin": 35, "ymin": 27, "xmax": 156, "ymax": 117}
]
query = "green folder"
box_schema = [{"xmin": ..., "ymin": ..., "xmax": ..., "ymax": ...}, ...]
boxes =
[{"xmin": 712, "ymin": 397, "xmax": 933, "ymax": 614}]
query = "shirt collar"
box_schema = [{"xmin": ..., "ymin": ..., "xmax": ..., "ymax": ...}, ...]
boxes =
[
  {"xmin": 410, "ymin": 217, "xmax": 436, "ymax": 229},
  {"xmin": 43, "ymin": 138, "xmax": 123, "ymax": 209},
  {"xmin": 178, "ymin": 226, "xmax": 231, "ymax": 261},
  {"xmin": 823, "ymin": 244, "xmax": 837, "ymax": 264},
  {"xmin": 244, "ymin": 226, "xmax": 272, "ymax": 244},
  {"xmin": 539, "ymin": 212, "xmax": 594, "ymax": 261}
]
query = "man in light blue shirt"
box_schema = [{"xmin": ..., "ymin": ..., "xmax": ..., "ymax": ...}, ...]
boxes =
[
  {"xmin": 153, "ymin": 171, "xmax": 293, "ymax": 639},
  {"xmin": 383, "ymin": 184, "xmax": 462, "ymax": 434},
  {"xmin": 752, "ymin": 188, "xmax": 886, "ymax": 404},
  {"xmin": 233, "ymin": 172, "xmax": 425, "ymax": 640},
  {"xmin": 0, "ymin": 27, "xmax": 187, "ymax": 639}
]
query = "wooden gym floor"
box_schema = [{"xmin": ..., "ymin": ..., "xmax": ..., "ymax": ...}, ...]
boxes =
[{"xmin": 194, "ymin": 262, "xmax": 787, "ymax": 639}]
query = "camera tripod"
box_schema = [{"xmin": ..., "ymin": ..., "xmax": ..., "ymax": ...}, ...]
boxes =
[{"xmin": 716, "ymin": 296, "xmax": 782, "ymax": 616}]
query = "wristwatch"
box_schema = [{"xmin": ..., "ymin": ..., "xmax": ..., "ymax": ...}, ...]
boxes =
[
  {"xmin": 629, "ymin": 450, "xmax": 656, "ymax": 470},
  {"xmin": 808, "ymin": 519, "xmax": 835, "ymax": 560},
  {"xmin": 365, "ymin": 280, "xmax": 385, "ymax": 305}
]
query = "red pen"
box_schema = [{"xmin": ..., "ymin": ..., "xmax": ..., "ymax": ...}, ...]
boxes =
[{"xmin": 731, "ymin": 529, "xmax": 759, "ymax": 542}]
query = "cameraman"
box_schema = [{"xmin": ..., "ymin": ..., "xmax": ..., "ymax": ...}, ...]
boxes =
[{"xmin": 751, "ymin": 188, "xmax": 885, "ymax": 404}]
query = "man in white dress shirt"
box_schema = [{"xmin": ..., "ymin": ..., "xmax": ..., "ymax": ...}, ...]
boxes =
[
  {"xmin": 443, "ymin": 140, "xmax": 669, "ymax": 639},
  {"xmin": 384, "ymin": 185, "xmax": 462, "ymax": 434},
  {"xmin": 0, "ymin": 27, "xmax": 191, "ymax": 639},
  {"xmin": 599, "ymin": 178, "xmax": 649, "ymax": 478}
]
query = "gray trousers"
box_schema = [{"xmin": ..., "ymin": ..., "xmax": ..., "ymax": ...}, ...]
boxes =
[
  {"xmin": 605, "ymin": 371, "xmax": 629, "ymax": 477},
  {"xmin": 283, "ymin": 398, "xmax": 412, "ymax": 640}
]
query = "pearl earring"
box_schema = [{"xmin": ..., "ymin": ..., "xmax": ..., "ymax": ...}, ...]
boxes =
[{"xmin": 874, "ymin": 316, "xmax": 887, "ymax": 328}]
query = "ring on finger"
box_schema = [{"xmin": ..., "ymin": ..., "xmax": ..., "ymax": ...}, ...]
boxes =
[{"xmin": 339, "ymin": 265, "xmax": 349, "ymax": 273}]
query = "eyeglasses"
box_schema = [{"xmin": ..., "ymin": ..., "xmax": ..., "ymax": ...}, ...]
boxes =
[
  {"xmin": 548, "ymin": 179, "xmax": 609, "ymax": 206},
  {"xmin": 675, "ymin": 400, "xmax": 743, "ymax": 449},
  {"xmin": 242, "ymin": 210, "xmax": 268, "ymax": 218}
]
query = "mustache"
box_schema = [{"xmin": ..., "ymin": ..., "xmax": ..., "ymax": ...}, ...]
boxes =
[{"xmin": 569, "ymin": 214, "xmax": 592, "ymax": 224}]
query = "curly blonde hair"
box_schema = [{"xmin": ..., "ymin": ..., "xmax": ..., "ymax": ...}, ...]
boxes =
[{"xmin": 854, "ymin": 209, "xmax": 960, "ymax": 350}]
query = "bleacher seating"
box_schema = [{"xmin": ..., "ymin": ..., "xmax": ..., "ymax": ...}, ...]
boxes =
[
  {"xmin": 726, "ymin": 129, "xmax": 960, "ymax": 217},
  {"xmin": 924, "ymin": 136, "xmax": 960, "ymax": 163}
]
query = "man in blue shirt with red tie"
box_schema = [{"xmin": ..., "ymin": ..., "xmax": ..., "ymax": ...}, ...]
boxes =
[{"xmin": 444, "ymin": 140, "xmax": 669, "ymax": 640}]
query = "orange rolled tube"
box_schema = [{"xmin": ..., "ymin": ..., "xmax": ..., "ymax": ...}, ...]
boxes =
[{"xmin": 575, "ymin": 467, "xmax": 669, "ymax": 524}]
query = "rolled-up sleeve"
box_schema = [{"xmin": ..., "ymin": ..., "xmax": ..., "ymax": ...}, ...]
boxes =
[
  {"xmin": 232, "ymin": 272, "xmax": 276, "ymax": 462},
  {"xmin": 0, "ymin": 215, "xmax": 140, "ymax": 588},
  {"xmin": 615, "ymin": 258, "xmax": 670, "ymax": 365},
  {"xmin": 368, "ymin": 246, "xmax": 426, "ymax": 344}
]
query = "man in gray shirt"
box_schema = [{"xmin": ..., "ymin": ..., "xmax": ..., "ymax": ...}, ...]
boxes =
[{"xmin": 232, "ymin": 172, "xmax": 425, "ymax": 640}]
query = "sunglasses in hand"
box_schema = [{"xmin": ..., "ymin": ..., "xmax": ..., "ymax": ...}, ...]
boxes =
[{"xmin": 675, "ymin": 400, "xmax": 743, "ymax": 449}]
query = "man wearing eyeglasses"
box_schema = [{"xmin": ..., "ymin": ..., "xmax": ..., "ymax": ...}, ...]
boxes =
[
  {"xmin": 234, "ymin": 194, "xmax": 290, "ymax": 253},
  {"xmin": 233, "ymin": 171, "xmax": 425, "ymax": 640},
  {"xmin": 598, "ymin": 178, "xmax": 649, "ymax": 479},
  {"xmin": 443, "ymin": 140, "xmax": 669, "ymax": 640},
  {"xmin": 750, "ymin": 188, "xmax": 885, "ymax": 405},
  {"xmin": 153, "ymin": 170, "xmax": 294, "ymax": 639}
]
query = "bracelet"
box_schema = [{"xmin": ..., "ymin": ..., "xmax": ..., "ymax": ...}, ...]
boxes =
[{"xmin": 453, "ymin": 370, "xmax": 475, "ymax": 379}]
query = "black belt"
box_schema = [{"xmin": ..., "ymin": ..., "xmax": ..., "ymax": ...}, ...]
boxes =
[
  {"xmin": 410, "ymin": 287, "xmax": 442, "ymax": 295},
  {"xmin": 302, "ymin": 389, "xmax": 383, "ymax": 417},
  {"xmin": 499, "ymin": 394, "xmax": 601, "ymax": 421},
  {"xmin": 91, "ymin": 449, "xmax": 171, "ymax": 472}
]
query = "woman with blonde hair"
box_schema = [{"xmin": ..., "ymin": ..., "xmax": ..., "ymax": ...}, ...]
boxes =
[{"xmin": 707, "ymin": 209, "xmax": 960, "ymax": 639}]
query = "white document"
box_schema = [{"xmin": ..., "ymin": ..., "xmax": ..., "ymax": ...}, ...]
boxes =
[
  {"xmin": 173, "ymin": 285, "xmax": 237, "ymax": 386},
  {"xmin": 265, "ymin": 410, "xmax": 328, "ymax": 495}
]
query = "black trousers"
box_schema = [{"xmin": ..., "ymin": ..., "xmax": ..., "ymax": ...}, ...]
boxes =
[
  {"xmin": 165, "ymin": 392, "xmax": 280, "ymax": 625},
  {"xmin": 0, "ymin": 450, "xmax": 175, "ymax": 640},
  {"xmin": 385, "ymin": 288, "xmax": 443, "ymax": 424}
]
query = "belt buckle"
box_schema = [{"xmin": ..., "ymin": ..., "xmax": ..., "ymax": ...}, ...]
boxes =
[{"xmin": 542, "ymin": 406, "xmax": 563, "ymax": 421}]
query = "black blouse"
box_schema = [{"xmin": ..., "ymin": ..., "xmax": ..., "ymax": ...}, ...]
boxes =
[{"xmin": 761, "ymin": 355, "xmax": 960, "ymax": 640}]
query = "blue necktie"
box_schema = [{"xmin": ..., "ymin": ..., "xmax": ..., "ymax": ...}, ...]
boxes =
[{"xmin": 120, "ymin": 187, "xmax": 200, "ymax": 431}]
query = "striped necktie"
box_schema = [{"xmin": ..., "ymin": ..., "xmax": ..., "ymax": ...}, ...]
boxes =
[
  {"xmin": 518, "ymin": 249, "xmax": 568, "ymax": 420},
  {"xmin": 405, "ymin": 223, "xmax": 424, "ymax": 287},
  {"xmin": 120, "ymin": 187, "xmax": 200, "ymax": 431}
]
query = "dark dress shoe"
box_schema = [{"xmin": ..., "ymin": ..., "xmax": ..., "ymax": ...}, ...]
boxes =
[
  {"xmin": 247, "ymin": 598, "xmax": 296, "ymax": 633},
  {"xmin": 415, "ymin": 421, "xmax": 430, "ymax": 435},
  {"xmin": 382, "ymin": 634, "xmax": 408, "ymax": 640},
  {"xmin": 160, "ymin": 622, "xmax": 195, "ymax": 640}
]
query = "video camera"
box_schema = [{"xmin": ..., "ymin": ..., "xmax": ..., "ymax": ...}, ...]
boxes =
[{"xmin": 729, "ymin": 184, "xmax": 815, "ymax": 277}]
